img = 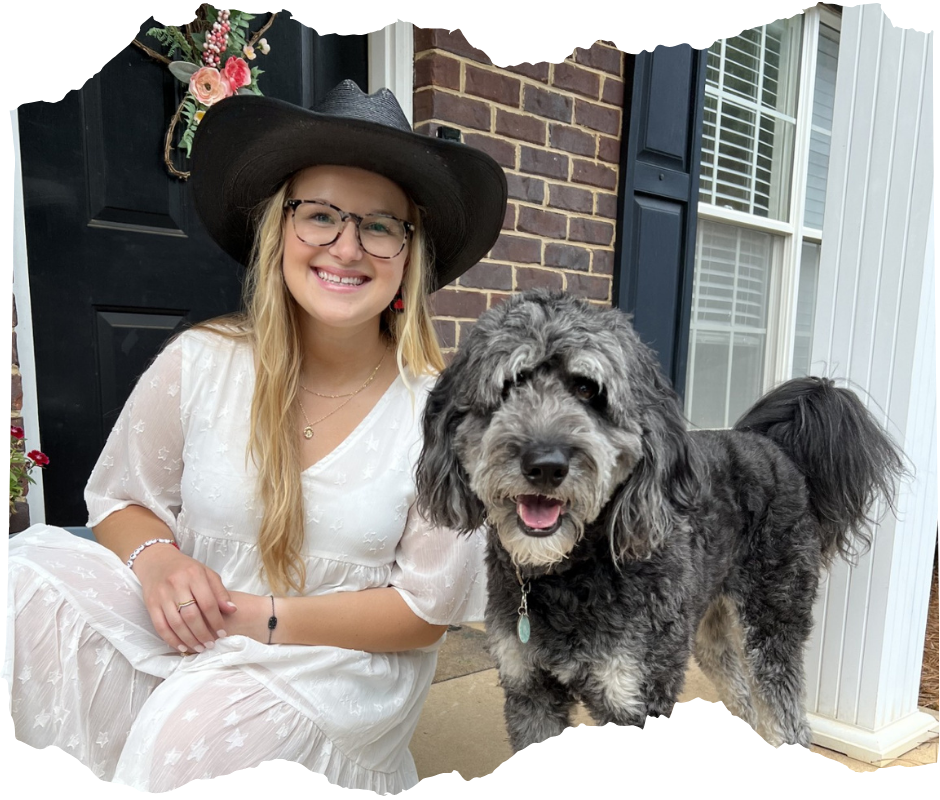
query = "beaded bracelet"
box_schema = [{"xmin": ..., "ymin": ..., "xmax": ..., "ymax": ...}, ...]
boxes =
[{"xmin": 125, "ymin": 538, "xmax": 179, "ymax": 569}]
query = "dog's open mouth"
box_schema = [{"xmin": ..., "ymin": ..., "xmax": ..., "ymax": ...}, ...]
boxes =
[{"xmin": 515, "ymin": 495, "xmax": 566, "ymax": 536}]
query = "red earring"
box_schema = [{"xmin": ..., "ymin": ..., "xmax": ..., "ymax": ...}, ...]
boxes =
[{"xmin": 389, "ymin": 288, "xmax": 404, "ymax": 314}]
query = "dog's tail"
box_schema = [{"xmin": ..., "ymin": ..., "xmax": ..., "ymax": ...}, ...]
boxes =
[{"xmin": 734, "ymin": 377, "xmax": 905, "ymax": 561}]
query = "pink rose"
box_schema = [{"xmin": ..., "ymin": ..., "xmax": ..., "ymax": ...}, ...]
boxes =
[
  {"xmin": 189, "ymin": 67, "xmax": 233, "ymax": 106},
  {"xmin": 222, "ymin": 56, "xmax": 252, "ymax": 90}
]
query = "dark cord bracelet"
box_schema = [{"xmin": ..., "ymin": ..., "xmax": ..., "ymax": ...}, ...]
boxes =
[{"xmin": 267, "ymin": 595, "xmax": 278, "ymax": 645}]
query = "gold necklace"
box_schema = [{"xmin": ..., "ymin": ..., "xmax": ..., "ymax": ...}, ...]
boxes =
[
  {"xmin": 300, "ymin": 343, "xmax": 390, "ymax": 399},
  {"xmin": 299, "ymin": 394, "xmax": 357, "ymax": 440},
  {"xmin": 298, "ymin": 343, "xmax": 391, "ymax": 440}
]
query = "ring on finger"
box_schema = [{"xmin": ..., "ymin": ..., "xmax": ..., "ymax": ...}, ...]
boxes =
[{"xmin": 176, "ymin": 598, "xmax": 197, "ymax": 611}]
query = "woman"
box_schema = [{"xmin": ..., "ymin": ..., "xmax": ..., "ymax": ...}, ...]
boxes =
[{"xmin": 6, "ymin": 80, "xmax": 507, "ymax": 792}]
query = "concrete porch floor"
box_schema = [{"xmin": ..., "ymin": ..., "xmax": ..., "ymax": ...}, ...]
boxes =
[{"xmin": 411, "ymin": 624, "xmax": 938, "ymax": 781}]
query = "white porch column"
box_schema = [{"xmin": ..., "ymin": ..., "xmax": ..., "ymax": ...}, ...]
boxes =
[
  {"xmin": 805, "ymin": 3, "xmax": 937, "ymax": 763},
  {"xmin": 368, "ymin": 22, "xmax": 414, "ymax": 125}
]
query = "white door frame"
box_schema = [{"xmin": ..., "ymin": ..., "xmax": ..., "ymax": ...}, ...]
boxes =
[
  {"xmin": 368, "ymin": 22, "xmax": 414, "ymax": 124},
  {"xmin": 11, "ymin": 110, "xmax": 45, "ymax": 524}
]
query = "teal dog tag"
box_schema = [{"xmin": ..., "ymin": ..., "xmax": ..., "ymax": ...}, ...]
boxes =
[{"xmin": 517, "ymin": 613, "xmax": 531, "ymax": 643}]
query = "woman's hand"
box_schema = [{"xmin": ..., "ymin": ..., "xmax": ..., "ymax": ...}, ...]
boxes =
[{"xmin": 131, "ymin": 544, "xmax": 238, "ymax": 653}]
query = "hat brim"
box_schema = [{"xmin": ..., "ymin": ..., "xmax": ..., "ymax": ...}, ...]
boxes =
[{"xmin": 191, "ymin": 95, "xmax": 508, "ymax": 290}]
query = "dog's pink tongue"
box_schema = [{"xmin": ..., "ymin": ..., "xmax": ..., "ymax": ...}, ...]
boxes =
[{"xmin": 517, "ymin": 495, "xmax": 562, "ymax": 529}]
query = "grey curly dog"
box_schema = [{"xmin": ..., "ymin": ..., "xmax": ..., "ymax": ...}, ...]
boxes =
[{"xmin": 415, "ymin": 289, "xmax": 904, "ymax": 752}]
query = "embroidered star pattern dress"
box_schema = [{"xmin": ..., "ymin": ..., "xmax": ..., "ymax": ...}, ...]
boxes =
[{"xmin": 5, "ymin": 329, "xmax": 486, "ymax": 792}]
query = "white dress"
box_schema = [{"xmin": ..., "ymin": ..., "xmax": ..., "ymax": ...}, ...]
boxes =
[{"xmin": 5, "ymin": 328, "xmax": 486, "ymax": 793}]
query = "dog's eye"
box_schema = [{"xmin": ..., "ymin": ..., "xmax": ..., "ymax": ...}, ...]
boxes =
[
  {"xmin": 501, "ymin": 371, "xmax": 531, "ymax": 401},
  {"xmin": 572, "ymin": 377, "xmax": 600, "ymax": 402},
  {"xmin": 501, "ymin": 375, "xmax": 520, "ymax": 400}
]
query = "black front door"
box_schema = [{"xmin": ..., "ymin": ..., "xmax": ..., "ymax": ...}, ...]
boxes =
[{"xmin": 19, "ymin": 13, "xmax": 368, "ymax": 525}]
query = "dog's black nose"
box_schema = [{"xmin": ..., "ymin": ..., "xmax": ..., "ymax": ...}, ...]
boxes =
[{"xmin": 521, "ymin": 447, "xmax": 570, "ymax": 490}]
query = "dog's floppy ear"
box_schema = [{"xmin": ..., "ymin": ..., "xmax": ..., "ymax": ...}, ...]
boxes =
[
  {"xmin": 607, "ymin": 332, "xmax": 699, "ymax": 561},
  {"xmin": 415, "ymin": 347, "xmax": 487, "ymax": 533}
]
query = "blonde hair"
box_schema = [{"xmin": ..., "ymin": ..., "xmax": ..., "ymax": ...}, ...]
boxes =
[{"xmin": 195, "ymin": 175, "xmax": 443, "ymax": 594}]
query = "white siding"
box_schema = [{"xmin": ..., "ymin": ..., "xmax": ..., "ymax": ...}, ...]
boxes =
[{"xmin": 803, "ymin": 4, "xmax": 935, "ymax": 758}]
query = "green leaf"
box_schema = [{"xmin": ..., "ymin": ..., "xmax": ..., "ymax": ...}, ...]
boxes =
[
  {"xmin": 183, "ymin": 96, "xmax": 202, "ymax": 123},
  {"xmin": 168, "ymin": 61, "xmax": 198, "ymax": 84},
  {"xmin": 225, "ymin": 38, "xmax": 247, "ymax": 56},
  {"xmin": 178, "ymin": 115, "xmax": 200, "ymax": 158},
  {"xmin": 144, "ymin": 25, "xmax": 196, "ymax": 61}
]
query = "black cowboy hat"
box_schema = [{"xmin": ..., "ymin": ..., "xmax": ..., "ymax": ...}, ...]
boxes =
[{"xmin": 190, "ymin": 80, "xmax": 508, "ymax": 290}]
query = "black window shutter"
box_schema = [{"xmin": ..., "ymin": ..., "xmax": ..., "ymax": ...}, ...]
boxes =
[{"xmin": 612, "ymin": 46, "xmax": 708, "ymax": 399}]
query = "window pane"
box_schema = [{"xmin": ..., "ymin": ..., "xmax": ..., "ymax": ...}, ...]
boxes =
[
  {"xmin": 761, "ymin": 18, "xmax": 802, "ymax": 116},
  {"xmin": 686, "ymin": 220, "xmax": 775, "ymax": 428},
  {"xmin": 688, "ymin": 331, "xmax": 731, "ymax": 430},
  {"xmin": 699, "ymin": 17, "xmax": 802, "ymax": 220},
  {"xmin": 804, "ymin": 22, "xmax": 841, "ymax": 230},
  {"xmin": 729, "ymin": 332, "xmax": 766, "ymax": 424},
  {"xmin": 700, "ymin": 94, "xmax": 717, "ymax": 203},
  {"xmin": 722, "ymin": 30, "xmax": 763, "ymax": 103},
  {"xmin": 791, "ymin": 240, "xmax": 820, "ymax": 377}
]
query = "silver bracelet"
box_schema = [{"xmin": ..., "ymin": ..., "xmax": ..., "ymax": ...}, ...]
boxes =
[{"xmin": 125, "ymin": 538, "xmax": 179, "ymax": 569}]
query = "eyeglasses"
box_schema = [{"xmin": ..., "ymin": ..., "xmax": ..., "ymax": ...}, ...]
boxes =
[{"xmin": 284, "ymin": 200, "xmax": 414, "ymax": 259}]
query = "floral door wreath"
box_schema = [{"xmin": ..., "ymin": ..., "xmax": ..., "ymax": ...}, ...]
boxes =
[{"xmin": 133, "ymin": 5, "xmax": 277, "ymax": 180}]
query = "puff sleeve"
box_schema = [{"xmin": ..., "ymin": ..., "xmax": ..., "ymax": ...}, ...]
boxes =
[
  {"xmin": 389, "ymin": 506, "xmax": 488, "ymax": 626},
  {"xmin": 84, "ymin": 335, "xmax": 186, "ymax": 534}
]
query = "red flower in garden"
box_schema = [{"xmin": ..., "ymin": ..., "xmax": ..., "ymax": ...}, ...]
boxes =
[
  {"xmin": 27, "ymin": 450, "xmax": 50, "ymax": 467},
  {"xmin": 10, "ymin": 432, "xmax": 50, "ymax": 511}
]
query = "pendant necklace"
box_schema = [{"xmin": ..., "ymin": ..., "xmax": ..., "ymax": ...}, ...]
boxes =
[
  {"xmin": 299, "ymin": 394, "xmax": 356, "ymax": 440},
  {"xmin": 298, "ymin": 342, "xmax": 390, "ymax": 440}
]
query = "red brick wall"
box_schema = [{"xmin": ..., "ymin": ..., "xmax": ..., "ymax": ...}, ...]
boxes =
[{"xmin": 414, "ymin": 29, "xmax": 625, "ymax": 356}]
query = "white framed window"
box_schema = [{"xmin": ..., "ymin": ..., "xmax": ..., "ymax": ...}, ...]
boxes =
[{"xmin": 685, "ymin": 4, "xmax": 842, "ymax": 429}]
